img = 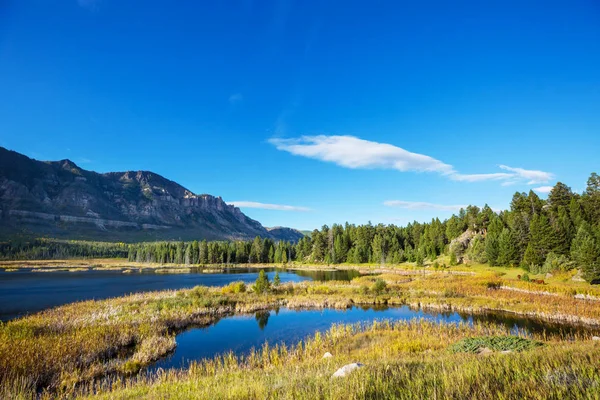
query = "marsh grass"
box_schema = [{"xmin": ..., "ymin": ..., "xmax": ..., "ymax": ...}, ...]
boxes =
[
  {"xmin": 4, "ymin": 268, "xmax": 600, "ymax": 397},
  {"xmin": 85, "ymin": 320, "xmax": 600, "ymax": 399}
]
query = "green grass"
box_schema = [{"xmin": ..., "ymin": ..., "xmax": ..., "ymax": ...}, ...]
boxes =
[
  {"xmin": 3, "ymin": 263, "xmax": 600, "ymax": 398},
  {"xmin": 449, "ymin": 336, "xmax": 543, "ymax": 353},
  {"xmin": 83, "ymin": 321, "xmax": 600, "ymax": 400}
]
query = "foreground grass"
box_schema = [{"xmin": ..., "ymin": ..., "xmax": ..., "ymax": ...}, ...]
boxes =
[
  {"xmin": 85, "ymin": 320, "xmax": 600, "ymax": 400},
  {"xmin": 3, "ymin": 264, "xmax": 600, "ymax": 398}
]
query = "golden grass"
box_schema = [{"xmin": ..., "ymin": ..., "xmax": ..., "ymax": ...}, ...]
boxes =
[{"xmin": 3, "ymin": 261, "xmax": 600, "ymax": 398}]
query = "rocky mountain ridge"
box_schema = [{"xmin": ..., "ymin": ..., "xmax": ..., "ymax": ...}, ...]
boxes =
[{"xmin": 0, "ymin": 147, "xmax": 303, "ymax": 242}]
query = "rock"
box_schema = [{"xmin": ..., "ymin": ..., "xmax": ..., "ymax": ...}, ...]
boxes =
[
  {"xmin": 322, "ymin": 352, "xmax": 333, "ymax": 359},
  {"xmin": 545, "ymin": 273, "xmax": 553, "ymax": 279},
  {"xmin": 572, "ymin": 270, "xmax": 586, "ymax": 282},
  {"xmin": 332, "ymin": 363, "xmax": 364, "ymax": 378},
  {"xmin": 0, "ymin": 147, "xmax": 305, "ymax": 242},
  {"xmin": 592, "ymin": 336, "xmax": 600, "ymax": 341},
  {"xmin": 477, "ymin": 347, "xmax": 493, "ymax": 356},
  {"xmin": 500, "ymin": 350, "xmax": 513, "ymax": 354}
]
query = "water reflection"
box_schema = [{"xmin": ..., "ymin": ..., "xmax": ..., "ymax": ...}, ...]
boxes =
[
  {"xmin": 255, "ymin": 311, "xmax": 270, "ymax": 330},
  {"xmin": 0, "ymin": 267, "xmax": 361, "ymax": 321},
  {"xmin": 149, "ymin": 305, "xmax": 599, "ymax": 372}
]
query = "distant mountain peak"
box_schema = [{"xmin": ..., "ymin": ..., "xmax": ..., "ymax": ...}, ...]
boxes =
[{"xmin": 0, "ymin": 147, "xmax": 303, "ymax": 243}]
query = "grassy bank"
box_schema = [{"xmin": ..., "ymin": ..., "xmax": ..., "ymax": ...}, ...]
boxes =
[
  {"xmin": 3, "ymin": 263, "xmax": 600, "ymax": 398},
  {"xmin": 85, "ymin": 320, "xmax": 600, "ymax": 399}
]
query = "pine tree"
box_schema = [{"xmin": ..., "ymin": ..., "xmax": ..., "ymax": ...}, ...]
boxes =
[
  {"xmin": 199, "ymin": 240, "xmax": 209, "ymax": 264},
  {"xmin": 497, "ymin": 228, "xmax": 519, "ymax": 266},
  {"xmin": 523, "ymin": 214, "xmax": 554, "ymax": 268},
  {"xmin": 571, "ymin": 224, "xmax": 600, "ymax": 282},
  {"xmin": 253, "ymin": 270, "xmax": 270, "ymax": 294},
  {"xmin": 273, "ymin": 271, "xmax": 281, "ymax": 287},
  {"xmin": 485, "ymin": 217, "xmax": 503, "ymax": 266},
  {"xmin": 548, "ymin": 182, "xmax": 574, "ymax": 214}
]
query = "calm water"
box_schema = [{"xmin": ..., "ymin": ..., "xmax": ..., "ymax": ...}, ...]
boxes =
[
  {"xmin": 150, "ymin": 305, "xmax": 595, "ymax": 372},
  {"xmin": 0, "ymin": 267, "xmax": 359, "ymax": 321}
]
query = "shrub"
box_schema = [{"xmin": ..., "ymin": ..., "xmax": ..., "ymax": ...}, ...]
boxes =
[
  {"xmin": 485, "ymin": 280, "xmax": 502, "ymax": 290},
  {"xmin": 542, "ymin": 252, "xmax": 575, "ymax": 274},
  {"xmin": 121, "ymin": 360, "xmax": 142, "ymax": 375},
  {"xmin": 449, "ymin": 336, "xmax": 542, "ymax": 353},
  {"xmin": 372, "ymin": 279, "xmax": 387, "ymax": 296},
  {"xmin": 221, "ymin": 281, "xmax": 247, "ymax": 294},
  {"xmin": 189, "ymin": 285, "xmax": 210, "ymax": 298},
  {"xmin": 521, "ymin": 273, "xmax": 530, "ymax": 282}
]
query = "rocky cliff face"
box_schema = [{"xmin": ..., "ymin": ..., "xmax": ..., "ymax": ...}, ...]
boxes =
[{"xmin": 0, "ymin": 147, "xmax": 303, "ymax": 242}]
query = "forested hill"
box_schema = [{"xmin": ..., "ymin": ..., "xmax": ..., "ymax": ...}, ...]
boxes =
[
  {"xmin": 124, "ymin": 173, "xmax": 600, "ymax": 281},
  {"xmin": 0, "ymin": 147, "xmax": 303, "ymax": 242},
  {"xmin": 4, "ymin": 173, "xmax": 599, "ymax": 283}
]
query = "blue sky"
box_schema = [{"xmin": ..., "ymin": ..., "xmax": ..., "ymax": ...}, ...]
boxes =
[{"xmin": 1, "ymin": 1, "xmax": 599, "ymax": 230}]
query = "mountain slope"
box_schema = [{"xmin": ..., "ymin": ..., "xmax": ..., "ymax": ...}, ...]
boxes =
[{"xmin": 0, "ymin": 147, "xmax": 303, "ymax": 242}]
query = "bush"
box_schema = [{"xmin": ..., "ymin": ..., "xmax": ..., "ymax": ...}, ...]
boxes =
[
  {"xmin": 221, "ymin": 281, "xmax": 247, "ymax": 294},
  {"xmin": 485, "ymin": 280, "xmax": 502, "ymax": 290},
  {"xmin": 521, "ymin": 273, "xmax": 530, "ymax": 282},
  {"xmin": 372, "ymin": 279, "xmax": 387, "ymax": 296},
  {"xmin": 189, "ymin": 285, "xmax": 210, "ymax": 298},
  {"xmin": 541, "ymin": 252, "xmax": 575, "ymax": 274},
  {"xmin": 449, "ymin": 252, "xmax": 458, "ymax": 266},
  {"xmin": 450, "ymin": 336, "xmax": 542, "ymax": 353}
]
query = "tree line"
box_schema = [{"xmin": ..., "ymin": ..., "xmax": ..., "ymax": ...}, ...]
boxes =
[{"xmin": 2, "ymin": 173, "xmax": 599, "ymax": 281}]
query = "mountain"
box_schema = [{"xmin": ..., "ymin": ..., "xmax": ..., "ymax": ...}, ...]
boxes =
[
  {"xmin": 266, "ymin": 226, "xmax": 306, "ymax": 242},
  {"xmin": 0, "ymin": 147, "xmax": 303, "ymax": 242}
]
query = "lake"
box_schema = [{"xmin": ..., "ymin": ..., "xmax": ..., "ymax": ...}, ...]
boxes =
[
  {"xmin": 0, "ymin": 267, "xmax": 360, "ymax": 321},
  {"xmin": 149, "ymin": 305, "xmax": 596, "ymax": 372}
]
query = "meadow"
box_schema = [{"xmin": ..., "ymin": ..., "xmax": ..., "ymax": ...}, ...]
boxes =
[{"xmin": 2, "ymin": 260, "xmax": 600, "ymax": 398}]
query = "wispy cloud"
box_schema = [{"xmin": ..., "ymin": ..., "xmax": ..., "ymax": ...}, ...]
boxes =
[
  {"xmin": 497, "ymin": 165, "xmax": 554, "ymax": 185},
  {"xmin": 228, "ymin": 201, "xmax": 312, "ymax": 212},
  {"xmin": 269, "ymin": 135, "xmax": 454, "ymax": 174},
  {"xmin": 229, "ymin": 93, "xmax": 243, "ymax": 105},
  {"xmin": 533, "ymin": 186, "xmax": 554, "ymax": 194},
  {"xmin": 269, "ymin": 135, "xmax": 554, "ymax": 186},
  {"xmin": 383, "ymin": 200, "xmax": 467, "ymax": 212}
]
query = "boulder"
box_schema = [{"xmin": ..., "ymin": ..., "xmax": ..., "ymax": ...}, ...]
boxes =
[
  {"xmin": 477, "ymin": 347, "xmax": 493, "ymax": 356},
  {"xmin": 332, "ymin": 363, "xmax": 364, "ymax": 378},
  {"xmin": 322, "ymin": 352, "xmax": 333, "ymax": 359}
]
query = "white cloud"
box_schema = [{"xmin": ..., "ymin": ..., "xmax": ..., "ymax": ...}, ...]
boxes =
[
  {"xmin": 498, "ymin": 165, "xmax": 554, "ymax": 184},
  {"xmin": 269, "ymin": 135, "xmax": 554, "ymax": 186},
  {"xmin": 383, "ymin": 200, "xmax": 466, "ymax": 212},
  {"xmin": 229, "ymin": 93, "xmax": 243, "ymax": 105},
  {"xmin": 228, "ymin": 201, "xmax": 311, "ymax": 212},
  {"xmin": 533, "ymin": 186, "xmax": 554, "ymax": 194},
  {"xmin": 268, "ymin": 135, "xmax": 454, "ymax": 174}
]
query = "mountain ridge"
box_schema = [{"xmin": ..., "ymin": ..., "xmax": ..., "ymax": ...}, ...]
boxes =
[{"xmin": 0, "ymin": 147, "xmax": 303, "ymax": 242}]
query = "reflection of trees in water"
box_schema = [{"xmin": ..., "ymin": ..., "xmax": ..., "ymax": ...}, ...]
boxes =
[
  {"xmin": 358, "ymin": 304, "xmax": 389, "ymax": 312},
  {"xmin": 464, "ymin": 311, "xmax": 597, "ymax": 338},
  {"xmin": 255, "ymin": 311, "xmax": 270, "ymax": 330},
  {"xmin": 290, "ymin": 269, "xmax": 361, "ymax": 281}
]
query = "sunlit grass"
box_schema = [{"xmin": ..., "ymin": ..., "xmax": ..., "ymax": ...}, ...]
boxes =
[
  {"xmin": 86, "ymin": 320, "xmax": 600, "ymax": 400},
  {"xmin": 3, "ymin": 264, "xmax": 600, "ymax": 397}
]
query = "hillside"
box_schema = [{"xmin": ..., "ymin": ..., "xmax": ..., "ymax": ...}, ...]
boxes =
[{"xmin": 0, "ymin": 147, "xmax": 303, "ymax": 242}]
